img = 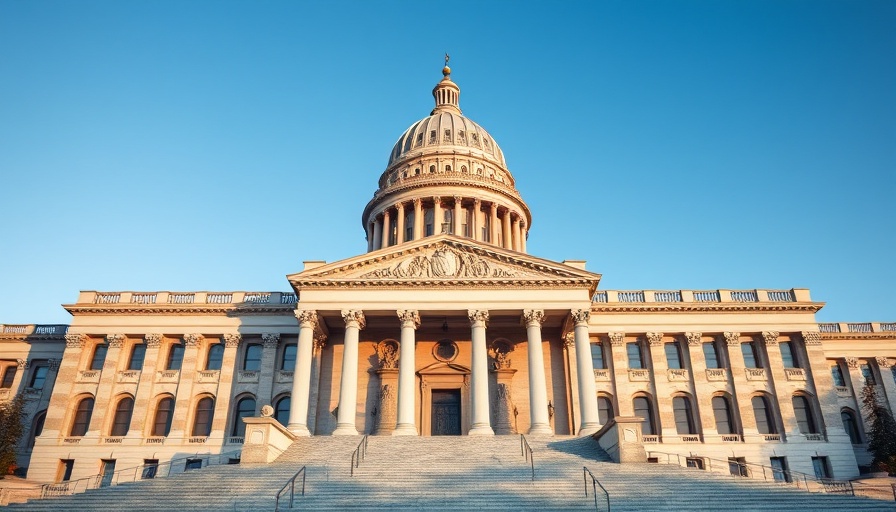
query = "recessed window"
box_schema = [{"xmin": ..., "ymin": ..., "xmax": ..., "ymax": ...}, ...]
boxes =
[
  {"xmin": 415, "ymin": 133, "xmax": 423, "ymax": 146},
  {"xmin": 70, "ymin": 397, "xmax": 94, "ymax": 437},
  {"xmin": 192, "ymin": 397, "xmax": 215, "ymax": 437},
  {"xmin": 665, "ymin": 342, "xmax": 683, "ymax": 370},
  {"xmin": 90, "ymin": 345, "xmax": 107, "ymax": 371},
  {"xmin": 206, "ymin": 344, "xmax": 224, "ymax": 371},
  {"xmin": 591, "ymin": 343, "xmax": 606, "ymax": 370},
  {"xmin": 627, "ymin": 342, "xmax": 643, "ymax": 369},
  {"xmin": 633, "ymin": 396, "xmax": 654, "ymax": 435},
  {"xmin": 597, "ymin": 396, "xmax": 613, "ymax": 425},
  {"xmin": 830, "ymin": 363, "xmax": 846, "ymax": 387},
  {"xmin": 29, "ymin": 363, "xmax": 49, "ymax": 389},
  {"xmin": 110, "ymin": 397, "xmax": 134, "ymax": 436},
  {"xmin": 429, "ymin": 130, "xmax": 436, "ymax": 143},
  {"xmin": 275, "ymin": 396, "xmax": 291, "ymax": 426},
  {"xmin": 841, "ymin": 409, "xmax": 861, "ymax": 444},
  {"xmin": 458, "ymin": 130, "xmax": 465, "ymax": 142},
  {"xmin": 152, "ymin": 397, "xmax": 174, "ymax": 437},
  {"xmin": 712, "ymin": 396, "xmax": 733, "ymax": 435},
  {"xmin": 444, "ymin": 129, "xmax": 451, "ymax": 141},
  {"xmin": 128, "ymin": 344, "xmax": 146, "ymax": 371},
  {"xmin": 673, "ymin": 396, "xmax": 696, "ymax": 435},
  {"xmin": 792, "ymin": 395, "xmax": 818, "ymax": 434},
  {"xmin": 1, "ymin": 365, "xmax": 16, "ymax": 388},
  {"xmin": 780, "ymin": 341, "xmax": 797, "ymax": 368},
  {"xmin": 281, "ymin": 344, "xmax": 297, "ymax": 371},
  {"xmin": 243, "ymin": 344, "xmax": 262, "ymax": 371},
  {"xmin": 860, "ymin": 362, "xmax": 876, "ymax": 385},
  {"xmin": 752, "ymin": 395, "xmax": 776, "ymax": 434},
  {"xmin": 167, "ymin": 344, "xmax": 184, "ymax": 371},
  {"xmin": 703, "ymin": 342, "xmax": 721, "ymax": 369},
  {"xmin": 232, "ymin": 396, "xmax": 256, "ymax": 437},
  {"xmin": 741, "ymin": 342, "xmax": 760, "ymax": 369},
  {"xmin": 445, "ymin": 164, "xmax": 452, "ymax": 172}
]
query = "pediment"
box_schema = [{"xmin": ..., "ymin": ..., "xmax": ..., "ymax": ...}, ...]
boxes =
[{"xmin": 287, "ymin": 234, "xmax": 600, "ymax": 291}]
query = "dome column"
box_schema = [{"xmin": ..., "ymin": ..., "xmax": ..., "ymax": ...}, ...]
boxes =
[
  {"xmin": 367, "ymin": 222, "xmax": 375, "ymax": 252},
  {"xmin": 413, "ymin": 198, "xmax": 423, "ymax": 241},
  {"xmin": 381, "ymin": 209, "xmax": 392, "ymax": 249},
  {"xmin": 520, "ymin": 221, "xmax": 527, "ymax": 253},
  {"xmin": 472, "ymin": 199, "xmax": 482, "ymax": 242},
  {"xmin": 395, "ymin": 203, "xmax": 406, "ymax": 244},
  {"xmin": 453, "ymin": 196, "xmax": 463, "ymax": 236},
  {"xmin": 372, "ymin": 217, "xmax": 383, "ymax": 251},
  {"xmin": 502, "ymin": 209, "xmax": 512, "ymax": 249},
  {"xmin": 433, "ymin": 196, "xmax": 443, "ymax": 235},
  {"xmin": 489, "ymin": 203, "xmax": 499, "ymax": 246},
  {"xmin": 512, "ymin": 215, "xmax": 522, "ymax": 252}
]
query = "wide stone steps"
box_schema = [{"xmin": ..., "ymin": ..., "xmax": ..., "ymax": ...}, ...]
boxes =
[{"xmin": 7, "ymin": 435, "xmax": 896, "ymax": 511}]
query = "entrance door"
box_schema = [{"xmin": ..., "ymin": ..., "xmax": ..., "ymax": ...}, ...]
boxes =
[
  {"xmin": 431, "ymin": 390, "xmax": 461, "ymax": 435},
  {"xmin": 100, "ymin": 459, "xmax": 116, "ymax": 487}
]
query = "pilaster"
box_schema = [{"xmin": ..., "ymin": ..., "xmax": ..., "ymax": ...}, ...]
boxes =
[{"xmin": 171, "ymin": 334, "xmax": 202, "ymax": 440}]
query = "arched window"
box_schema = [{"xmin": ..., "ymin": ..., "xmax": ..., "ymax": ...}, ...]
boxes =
[
  {"xmin": 192, "ymin": 397, "xmax": 215, "ymax": 437},
  {"xmin": 167, "ymin": 343, "xmax": 184, "ymax": 370},
  {"xmin": 128, "ymin": 344, "xmax": 146, "ymax": 371},
  {"xmin": 152, "ymin": 397, "xmax": 174, "ymax": 437},
  {"xmin": 281, "ymin": 344, "xmax": 297, "ymax": 371},
  {"xmin": 672, "ymin": 396, "xmax": 696, "ymax": 435},
  {"xmin": 712, "ymin": 395, "xmax": 734, "ymax": 435},
  {"xmin": 275, "ymin": 396, "xmax": 291, "ymax": 426},
  {"xmin": 752, "ymin": 395, "xmax": 777, "ymax": 434},
  {"xmin": 206, "ymin": 344, "xmax": 224, "ymax": 371},
  {"xmin": 70, "ymin": 397, "xmax": 94, "ymax": 436},
  {"xmin": 243, "ymin": 344, "xmax": 262, "ymax": 371},
  {"xmin": 232, "ymin": 396, "xmax": 256, "ymax": 437},
  {"xmin": 110, "ymin": 397, "xmax": 134, "ymax": 436},
  {"xmin": 633, "ymin": 396, "xmax": 655, "ymax": 435},
  {"xmin": 597, "ymin": 396, "xmax": 613, "ymax": 425},
  {"xmin": 792, "ymin": 395, "xmax": 818, "ymax": 434},
  {"xmin": 28, "ymin": 410, "xmax": 46, "ymax": 449},
  {"xmin": 841, "ymin": 409, "xmax": 861, "ymax": 444},
  {"xmin": 90, "ymin": 344, "xmax": 107, "ymax": 370}
]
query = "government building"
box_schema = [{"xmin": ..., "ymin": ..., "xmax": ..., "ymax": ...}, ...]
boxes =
[{"xmin": 1, "ymin": 62, "xmax": 894, "ymax": 489}]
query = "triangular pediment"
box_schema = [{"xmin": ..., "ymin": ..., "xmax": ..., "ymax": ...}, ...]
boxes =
[{"xmin": 287, "ymin": 234, "xmax": 600, "ymax": 292}]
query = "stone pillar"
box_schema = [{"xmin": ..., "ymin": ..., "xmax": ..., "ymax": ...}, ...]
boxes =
[
  {"xmin": 645, "ymin": 332, "xmax": 675, "ymax": 439},
  {"xmin": 608, "ymin": 333, "xmax": 632, "ymax": 417},
  {"xmin": 129, "ymin": 334, "xmax": 163, "ymax": 435},
  {"xmin": 472, "ymin": 199, "xmax": 481, "ymax": 242},
  {"xmin": 524, "ymin": 310, "xmax": 552, "ymax": 434},
  {"xmin": 572, "ymin": 309, "xmax": 600, "ymax": 435},
  {"xmin": 520, "ymin": 221, "xmax": 527, "ymax": 252},
  {"xmin": 257, "ymin": 333, "xmax": 280, "ymax": 409},
  {"xmin": 762, "ymin": 331, "xmax": 798, "ymax": 435},
  {"xmin": 453, "ymin": 196, "xmax": 463, "ymax": 236},
  {"xmin": 875, "ymin": 357, "xmax": 896, "ymax": 414},
  {"xmin": 210, "ymin": 334, "xmax": 241, "ymax": 438},
  {"xmin": 367, "ymin": 222, "xmax": 374, "ymax": 252},
  {"xmin": 725, "ymin": 332, "xmax": 759, "ymax": 435},
  {"xmin": 492, "ymin": 366, "xmax": 517, "ymax": 435},
  {"xmin": 41, "ymin": 334, "xmax": 86, "ymax": 436},
  {"xmin": 372, "ymin": 217, "xmax": 383, "ymax": 251},
  {"xmin": 502, "ymin": 209, "xmax": 512, "ymax": 249},
  {"xmin": 381, "ymin": 209, "xmax": 391, "ymax": 249},
  {"xmin": 394, "ymin": 309, "xmax": 420, "ymax": 435},
  {"xmin": 334, "ymin": 310, "xmax": 365, "ymax": 435},
  {"xmin": 288, "ymin": 310, "xmax": 318, "ymax": 436},
  {"xmin": 305, "ymin": 335, "xmax": 327, "ymax": 435},
  {"xmin": 171, "ymin": 334, "xmax": 202, "ymax": 439},
  {"xmin": 685, "ymin": 332, "xmax": 719, "ymax": 438},
  {"xmin": 375, "ymin": 368, "xmax": 399, "ymax": 435},
  {"xmin": 564, "ymin": 332, "xmax": 581, "ymax": 433},
  {"xmin": 512, "ymin": 216, "xmax": 522, "ymax": 252},
  {"xmin": 433, "ymin": 196, "xmax": 442, "ymax": 235},
  {"xmin": 468, "ymin": 309, "xmax": 494, "ymax": 435},
  {"xmin": 413, "ymin": 198, "xmax": 423, "ymax": 240},
  {"xmin": 86, "ymin": 334, "xmax": 125, "ymax": 437},
  {"xmin": 489, "ymin": 203, "xmax": 499, "ymax": 245},
  {"xmin": 395, "ymin": 203, "xmax": 406, "ymax": 244}
]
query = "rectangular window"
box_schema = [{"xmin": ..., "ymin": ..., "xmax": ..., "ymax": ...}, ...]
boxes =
[
  {"xmin": 830, "ymin": 363, "xmax": 846, "ymax": 387},
  {"xmin": 90, "ymin": 344, "xmax": 107, "ymax": 370},
  {"xmin": 665, "ymin": 342, "xmax": 683, "ymax": 370},
  {"xmin": 703, "ymin": 342, "xmax": 720, "ymax": 369},
  {"xmin": 741, "ymin": 342, "xmax": 759, "ymax": 369},
  {"xmin": 58, "ymin": 459, "xmax": 75, "ymax": 482},
  {"xmin": 244, "ymin": 344, "xmax": 263, "ymax": 371},
  {"xmin": 29, "ymin": 363, "xmax": 49, "ymax": 390},
  {"xmin": 1, "ymin": 365, "xmax": 16, "ymax": 388},
  {"xmin": 167, "ymin": 344, "xmax": 185, "ymax": 371},
  {"xmin": 811, "ymin": 456, "xmax": 831, "ymax": 479},
  {"xmin": 770, "ymin": 457, "xmax": 790, "ymax": 482},
  {"xmin": 627, "ymin": 342, "xmax": 643, "ymax": 369},
  {"xmin": 728, "ymin": 457, "xmax": 748, "ymax": 477},
  {"xmin": 860, "ymin": 362, "xmax": 876, "ymax": 385},
  {"xmin": 128, "ymin": 344, "xmax": 146, "ymax": 371},
  {"xmin": 281, "ymin": 344, "xmax": 297, "ymax": 371},
  {"xmin": 591, "ymin": 343, "xmax": 606, "ymax": 370},
  {"xmin": 141, "ymin": 459, "xmax": 159, "ymax": 479},
  {"xmin": 780, "ymin": 342, "xmax": 797, "ymax": 368}
]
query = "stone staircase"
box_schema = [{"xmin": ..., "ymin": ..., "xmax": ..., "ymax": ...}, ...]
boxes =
[{"xmin": 7, "ymin": 435, "xmax": 896, "ymax": 511}]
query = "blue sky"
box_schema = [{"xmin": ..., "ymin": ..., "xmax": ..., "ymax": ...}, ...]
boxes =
[{"xmin": 1, "ymin": 1, "xmax": 893, "ymax": 325}]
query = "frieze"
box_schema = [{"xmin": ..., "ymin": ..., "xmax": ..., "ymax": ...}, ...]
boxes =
[{"xmin": 361, "ymin": 246, "xmax": 525, "ymax": 280}]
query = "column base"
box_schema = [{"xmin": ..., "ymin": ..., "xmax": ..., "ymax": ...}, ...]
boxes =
[
  {"xmin": 392, "ymin": 424, "xmax": 418, "ymax": 436},
  {"xmin": 528, "ymin": 424, "xmax": 553, "ymax": 435},
  {"xmin": 332, "ymin": 424, "xmax": 359, "ymax": 436},
  {"xmin": 578, "ymin": 423, "xmax": 601, "ymax": 437},
  {"xmin": 288, "ymin": 424, "xmax": 311, "ymax": 437},
  {"xmin": 468, "ymin": 424, "xmax": 495, "ymax": 436}
]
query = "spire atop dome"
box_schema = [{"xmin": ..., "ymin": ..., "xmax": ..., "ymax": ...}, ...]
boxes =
[{"xmin": 432, "ymin": 55, "xmax": 461, "ymax": 115}]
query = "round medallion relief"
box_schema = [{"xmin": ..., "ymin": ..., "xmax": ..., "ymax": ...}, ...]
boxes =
[{"xmin": 433, "ymin": 339, "xmax": 458, "ymax": 362}]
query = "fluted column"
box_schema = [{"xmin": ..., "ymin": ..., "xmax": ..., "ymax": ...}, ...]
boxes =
[
  {"xmin": 524, "ymin": 310, "xmax": 552, "ymax": 434},
  {"xmin": 572, "ymin": 309, "xmax": 600, "ymax": 435},
  {"xmin": 381, "ymin": 209, "xmax": 392, "ymax": 249},
  {"xmin": 333, "ymin": 310, "xmax": 365, "ymax": 435},
  {"xmin": 394, "ymin": 309, "xmax": 420, "ymax": 435},
  {"xmin": 413, "ymin": 198, "xmax": 423, "ymax": 240},
  {"xmin": 502, "ymin": 209, "xmax": 512, "ymax": 249},
  {"xmin": 468, "ymin": 309, "xmax": 494, "ymax": 435},
  {"xmin": 395, "ymin": 203, "xmax": 406, "ymax": 244},
  {"xmin": 489, "ymin": 203, "xmax": 499, "ymax": 245},
  {"xmin": 372, "ymin": 217, "xmax": 383, "ymax": 251},
  {"xmin": 433, "ymin": 196, "xmax": 442, "ymax": 235},
  {"xmin": 453, "ymin": 196, "xmax": 463, "ymax": 236},
  {"xmin": 472, "ymin": 199, "xmax": 482, "ymax": 242},
  {"xmin": 512, "ymin": 216, "xmax": 522, "ymax": 251},
  {"xmin": 289, "ymin": 310, "xmax": 318, "ymax": 436},
  {"xmin": 520, "ymin": 221, "xmax": 527, "ymax": 252}
]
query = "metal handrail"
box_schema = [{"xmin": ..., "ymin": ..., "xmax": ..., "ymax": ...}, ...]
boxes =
[
  {"xmin": 39, "ymin": 449, "xmax": 242, "ymax": 499},
  {"xmin": 350, "ymin": 435, "xmax": 369, "ymax": 477},
  {"xmin": 648, "ymin": 450, "xmax": 815, "ymax": 488},
  {"xmin": 519, "ymin": 434, "xmax": 535, "ymax": 481},
  {"xmin": 583, "ymin": 466, "xmax": 610, "ymax": 512},
  {"xmin": 274, "ymin": 466, "xmax": 306, "ymax": 511}
]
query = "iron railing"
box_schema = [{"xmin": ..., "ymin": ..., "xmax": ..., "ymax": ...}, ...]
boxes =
[
  {"xmin": 583, "ymin": 466, "xmax": 610, "ymax": 511},
  {"xmin": 274, "ymin": 466, "xmax": 306, "ymax": 511},
  {"xmin": 519, "ymin": 434, "xmax": 535, "ymax": 480},
  {"xmin": 350, "ymin": 435, "xmax": 369, "ymax": 477},
  {"xmin": 40, "ymin": 450, "xmax": 242, "ymax": 499}
]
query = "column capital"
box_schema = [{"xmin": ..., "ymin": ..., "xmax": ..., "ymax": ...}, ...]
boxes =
[
  {"xmin": 64, "ymin": 333, "xmax": 86, "ymax": 349},
  {"xmin": 473, "ymin": 198, "xmax": 482, "ymax": 207},
  {"xmin": 570, "ymin": 309, "xmax": 590, "ymax": 326},
  {"xmin": 723, "ymin": 332, "xmax": 741, "ymax": 346},
  {"xmin": 394, "ymin": 201, "xmax": 405, "ymax": 212},
  {"xmin": 313, "ymin": 333, "xmax": 328, "ymax": 351},
  {"xmin": 49, "ymin": 359, "xmax": 61, "ymax": 371},
  {"xmin": 342, "ymin": 309, "xmax": 367, "ymax": 330},
  {"xmin": 16, "ymin": 359, "xmax": 26, "ymax": 369},
  {"xmin": 761, "ymin": 331, "xmax": 779, "ymax": 345},
  {"xmin": 608, "ymin": 332, "xmax": 625, "ymax": 346},
  {"xmin": 801, "ymin": 331, "xmax": 822, "ymax": 345},
  {"xmin": 845, "ymin": 356, "xmax": 859, "ymax": 369},
  {"xmin": 646, "ymin": 332, "xmax": 663, "ymax": 346},
  {"xmin": 145, "ymin": 333, "xmax": 163, "ymax": 348},
  {"xmin": 413, "ymin": 197, "xmax": 422, "ymax": 208},
  {"xmin": 262, "ymin": 333, "xmax": 280, "ymax": 348},
  {"xmin": 489, "ymin": 202, "xmax": 498, "ymax": 212},
  {"xmin": 563, "ymin": 331, "xmax": 576, "ymax": 347},
  {"xmin": 453, "ymin": 195, "xmax": 463, "ymax": 205},
  {"xmin": 468, "ymin": 309, "xmax": 489, "ymax": 327},
  {"xmin": 522, "ymin": 309, "xmax": 544, "ymax": 327},
  {"xmin": 397, "ymin": 309, "xmax": 420, "ymax": 329},
  {"xmin": 223, "ymin": 333, "xmax": 242, "ymax": 347},
  {"xmin": 685, "ymin": 332, "xmax": 702, "ymax": 346},
  {"xmin": 875, "ymin": 356, "xmax": 891, "ymax": 368},
  {"xmin": 106, "ymin": 333, "xmax": 125, "ymax": 348},
  {"xmin": 433, "ymin": 195, "xmax": 441, "ymax": 204},
  {"xmin": 295, "ymin": 309, "xmax": 319, "ymax": 328},
  {"xmin": 183, "ymin": 333, "xmax": 204, "ymax": 347}
]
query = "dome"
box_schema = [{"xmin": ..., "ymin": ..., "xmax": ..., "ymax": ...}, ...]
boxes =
[{"xmin": 387, "ymin": 112, "xmax": 507, "ymax": 169}]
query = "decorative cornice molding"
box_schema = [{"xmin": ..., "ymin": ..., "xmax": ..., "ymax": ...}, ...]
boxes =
[
  {"xmin": 397, "ymin": 309, "xmax": 420, "ymax": 329},
  {"xmin": 183, "ymin": 333, "xmax": 204, "ymax": 347},
  {"xmin": 571, "ymin": 309, "xmax": 590, "ymax": 326},
  {"xmin": 608, "ymin": 332, "xmax": 625, "ymax": 346},
  {"xmin": 646, "ymin": 332, "xmax": 664, "ymax": 346},
  {"xmin": 64, "ymin": 304, "xmax": 296, "ymax": 317},
  {"xmin": 106, "ymin": 334, "xmax": 125, "ymax": 348},
  {"xmin": 468, "ymin": 309, "xmax": 489, "ymax": 327},
  {"xmin": 64, "ymin": 333, "xmax": 86, "ymax": 349},
  {"xmin": 761, "ymin": 331, "xmax": 779, "ymax": 346},
  {"xmin": 819, "ymin": 332, "xmax": 896, "ymax": 341},
  {"xmin": 145, "ymin": 333, "xmax": 163, "ymax": 348},
  {"xmin": 223, "ymin": 333, "xmax": 242, "ymax": 348},
  {"xmin": 342, "ymin": 310, "xmax": 367, "ymax": 330},
  {"xmin": 522, "ymin": 309, "xmax": 544, "ymax": 327},
  {"xmin": 685, "ymin": 332, "xmax": 702, "ymax": 346},
  {"xmin": 723, "ymin": 332, "xmax": 741, "ymax": 346},
  {"xmin": 262, "ymin": 333, "xmax": 280, "ymax": 348}
]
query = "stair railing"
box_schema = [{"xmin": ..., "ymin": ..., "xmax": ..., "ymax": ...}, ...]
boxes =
[
  {"xmin": 274, "ymin": 465, "xmax": 306, "ymax": 511},
  {"xmin": 583, "ymin": 466, "xmax": 610, "ymax": 512},
  {"xmin": 350, "ymin": 435, "xmax": 369, "ymax": 477},
  {"xmin": 519, "ymin": 434, "xmax": 535, "ymax": 480},
  {"xmin": 39, "ymin": 449, "xmax": 243, "ymax": 499}
]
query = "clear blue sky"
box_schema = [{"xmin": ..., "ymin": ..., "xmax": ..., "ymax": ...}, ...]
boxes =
[{"xmin": 1, "ymin": 1, "xmax": 893, "ymax": 325}]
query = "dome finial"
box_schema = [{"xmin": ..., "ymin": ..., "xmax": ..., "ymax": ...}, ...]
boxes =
[
  {"xmin": 443, "ymin": 53, "xmax": 451, "ymax": 76},
  {"xmin": 432, "ymin": 54, "xmax": 461, "ymax": 115}
]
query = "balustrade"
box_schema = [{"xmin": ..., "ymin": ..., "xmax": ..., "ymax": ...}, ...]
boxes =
[
  {"xmin": 145, "ymin": 437, "xmax": 165, "ymax": 445},
  {"xmin": 730, "ymin": 290, "xmax": 758, "ymax": 302},
  {"xmin": 280, "ymin": 293, "xmax": 298, "ymax": 304},
  {"xmin": 167, "ymin": 293, "xmax": 195, "ymax": 304},
  {"xmin": 34, "ymin": 325, "xmax": 67, "ymax": 335},
  {"xmin": 244, "ymin": 293, "xmax": 271, "ymax": 304},
  {"xmin": 766, "ymin": 290, "xmax": 795, "ymax": 302},
  {"xmin": 881, "ymin": 323, "xmax": 896, "ymax": 332},
  {"xmin": 206, "ymin": 293, "xmax": 233, "ymax": 304},
  {"xmin": 197, "ymin": 370, "xmax": 220, "ymax": 383},
  {"xmin": 679, "ymin": 435, "xmax": 701, "ymax": 443},
  {"xmin": 156, "ymin": 370, "xmax": 180, "ymax": 383},
  {"xmin": 1, "ymin": 325, "xmax": 27, "ymax": 334},
  {"xmin": 131, "ymin": 293, "xmax": 157, "ymax": 304},
  {"xmin": 102, "ymin": 437, "xmax": 124, "ymax": 444},
  {"xmin": 693, "ymin": 290, "xmax": 720, "ymax": 302},
  {"xmin": 847, "ymin": 323, "xmax": 872, "ymax": 333},
  {"xmin": 95, "ymin": 293, "xmax": 121, "ymax": 304},
  {"xmin": 618, "ymin": 291, "xmax": 645, "ymax": 302},
  {"xmin": 654, "ymin": 291, "xmax": 682, "ymax": 302},
  {"xmin": 818, "ymin": 323, "xmax": 840, "ymax": 333},
  {"xmin": 592, "ymin": 291, "xmax": 608, "ymax": 303},
  {"xmin": 188, "ymin": 437, "xmax": 207, "ymax": 444}
]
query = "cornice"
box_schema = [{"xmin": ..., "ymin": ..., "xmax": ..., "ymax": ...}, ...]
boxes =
[
  {"xmin": 590, "ymin": 302, "xmax": 824, "ymax": 314},
  {"xmin": 62, "ymin": 304, "xmax": 297, "ymax": 317},
  {"xmin": 819, "ymin": 332, "xmax": 896, "ymax": 341},
  {"xmin": 0, "ymin": 334, "xmax": 66, "ymax": 342}
]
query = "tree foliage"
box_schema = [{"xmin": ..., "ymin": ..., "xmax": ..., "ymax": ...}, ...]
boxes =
[
  {"xmin": 861, "ymin": 383, "xmax": 896, "ymax": 474},
  {"xmin": 0, "ymin": 394, "xmax": 27, "ymax": 477}
]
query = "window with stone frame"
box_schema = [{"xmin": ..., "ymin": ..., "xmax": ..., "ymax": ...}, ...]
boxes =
[
  {"xmin": 166, "ymin": 343, "xmax": 184, "ymax": 371},
  {"xmin": 703, "ymin": 341, "xmax": 722, "ymax": 369},
  {"xmin": 665, "ymin": 342, "xmax": 684, "ymax": 370},
  {"xmin": 29, "ymin": 361, "xmax": 49, "ymax": 389},
  {"xmin": 90, "ymin": 344, "xmax": 107, "ymax": 370},
  {"xmin": 0, "ymin": 363, "xmax": 16, "ymax": 388},
  {"xmin": 597, "ymin": 396, "xmax": 613, "ymax": 425},
  {"xmin": 232, "ymin": 396, "xmax": 256, "ymax": 437},
  {"xmin": 672, "ymin": 396, "xmax": 697, "ymax": 435},
  {"xmin": 424, "ymin": 209, "xmax": 435, "ymax": 237},
  {"xmin": 830, "ymin": 362, "xmax": 847, "ymax": 387},
  {"xmin": 591, "ymin": 342, "xmax": 606, "ymax": 370},
  {"xmin": 779, "ymin": 341, "xmax": 799, "ymax": 368},
  {"xmin": 627, "ymin": 342, "xmax": 644, "ymax": 369},
  {"xmin": 752, "ymin": 395, "xmax": 777, "ymax": 434},
  {"xmin": 70, "ymin": 397, "xmax": 94, "ymax": 437},
  {"xmin": 152, "ymin": 397, "xmax": 174, "ymax": 437},
  {"xmin": 860, "ymin": 361, "xmax": 876, "ymax": 385},
  {"xmin": 633, "ymin": 396, "xmax": 655, "ymax": 435},
  {"xmin": 206, "ymin": 344, "xmax": 224, "ymax": 371},
  {"xmin": 275, "ymin": 396, "xmax": 291, "ymax": 426},
  {"xmin": 841, "ymin": 408, "xmax": 862, "ymax": 444},
  {"xmin": 712, "ymin": 395, "xmax": 735, "ymax": 435},
  {"xmin": 280, "ymin": 344, "xmax": 297, "ymax": 371},
  {"xmin": 243, "ymin": 344, "xmax": 263, "ymax": 371},
  {"xmin": 192, "ymin": 397, "xmax": 215, "ymax": 437},
  {"xmin": 110, "ymin": 397, "xmax": 134, "ymax": 436},
  {"xmin": 792, "ymin": 395, "xmax": 819, "ymax": 434},
  {"xmin": 741, "ymin": 341, "xmax": 761, "ymax": 369},
  {"xmin": 128, "ymin": 344, "xmax": 146, "ymax": 371}
]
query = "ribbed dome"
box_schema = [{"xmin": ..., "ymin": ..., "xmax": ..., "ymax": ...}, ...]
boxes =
[{"xmin": 387, "ymin": 112, "xmax": 507, "ymax": 169}]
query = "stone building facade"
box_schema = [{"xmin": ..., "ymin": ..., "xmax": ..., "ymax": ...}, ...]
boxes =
[{"xmin": 1, "ymin": 63, "xmax": 894, "ymax": 485}]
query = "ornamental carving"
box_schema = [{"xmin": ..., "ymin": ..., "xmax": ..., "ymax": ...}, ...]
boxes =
[
  {"xmin": 468, "ymin": 309, "xmax": 489, "ymax": 327},
  {"xmin": 875, "ymin": 356, "xmax": 891, "ymax": 368},
  {"xmin": 723, "ymin": 332, "xmax": 741, "ymax": 346},
  {"xmin": 571, "ymin": 309, "xmax": 590, "ymax": 325},
  {"xmin": 106, "ymin": 334, "xmax": 125, "ymax": 348},
  {"xmin": 563, "ymin": 332, "xmax": 576, "ymax": 347},
  {"xmin": 223, "ymin": 333, "xmax": 242, "ymax": 347},
  {"xmin": 685, "ymin": 332, "xmax": 702, "ymax": 346},
  {"xmin": 16, "ymin": 359, "xmax": 26, "ymax": 369},
  {"xmin": 183, "ymin": 333, "xmax": 203, "ymax": 347},
  {"xmin": 313, "ymin": 333, "xmax": 328, "ymax": 351},
  {"xmin": 801, "ymin": 331, "xmax": 822, "ymax": 346},
  {"xmin": 64, "ymin": 334, "xmax": 86, "ymax": 349},
  {"xmin": 342, "ymin": 310, "xmax": 367, "ymax": 330},
  {"xmin": 376, "ymin": 340, "xmax": 399, "ymax": 369},
  {"xmin": 608, "ymin": 332, "xmax": 625, "ymax": 346},
  {"xmin": 397, "ymin": 309, "xmax": 420, "ymax": 329},
  {"xmin": 845, "ymin": 357, "xmax": 859, "ymax": 369},
  {"xmin": 762, "ymin": 331, "xmax": 779, "ymax": 346},
  {"xmin": 145, "ymin": 333, "xmax": 163, "ymax": 348},
  {"xmin": 493, "ymin": 352, "xmax": 512, "ymax": 370},
  {"xmin": 361, "ymin": 246, "xmax": 523, "ymax": 280},
  {"xmin": 523, "ymin": 309, "xmax": 544, "ymax": 327},
  {"xmin": 262, "ymin": 333, "xmax": 280, "ymax": 348},
  {"xmin": 295, "ymin": 310, "xmax": 318, "ymax": 328},
  {"xmin": 646, "ymin": 332, "xmax": 663, "ymax": 346}
]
